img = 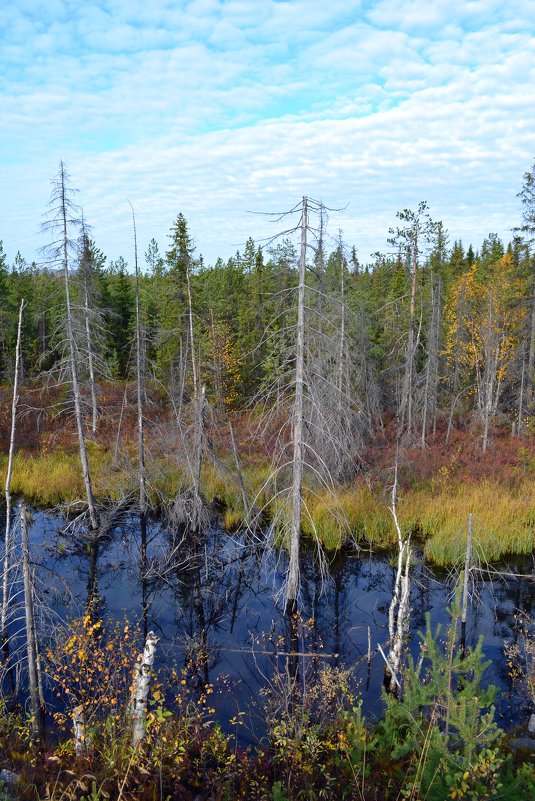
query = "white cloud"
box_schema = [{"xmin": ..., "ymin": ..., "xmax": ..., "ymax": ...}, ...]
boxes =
[{"xmin": 1, "ymin": 0, "xmax": 534, "ymax": 267}]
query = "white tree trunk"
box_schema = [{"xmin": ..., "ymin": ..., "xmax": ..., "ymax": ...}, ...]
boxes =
[
  {"xmin": 2, "ymin": 299, "xmax": 25, "ymax": 651},
  {"xmin": 58, "ymin": 167, "xmax": 98, "ymax": 531},
  {"xmin": 131, "ymin": 631, "xmax": 160, "ymax": 748},
  {"xmin": 21, "ymin": 500, "xmax": 44, "ymax": 740},
  {"xmin": 287, "ymin": 197, "xmax": 307, "ymax": 609},
  {"xmin": 387, "ymin": 466, "xmax": 411, "ymax": 693},
  {"xmin": 83, "ymin": 281, "xmax": 98, "ymax": 435},
  {"xmin": 73, "ymin": 705, "xmax": 86, "ymax": 757}
]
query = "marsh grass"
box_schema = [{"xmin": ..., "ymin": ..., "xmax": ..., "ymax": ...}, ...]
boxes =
[
  {"xmin": 292, "ymin": 479, "xmax": 534, "ymax": 565},
  {"xmin": 1, "ymin": 446, "xmax": 533, "ymax": 565},
  {"xmin": 417, "ymin": 479, "xmax": 535, "ymax": 564}
]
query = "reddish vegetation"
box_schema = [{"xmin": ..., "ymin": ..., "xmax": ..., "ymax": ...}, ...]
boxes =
[{"xmin": 1, "ymin": 384, "xmax": 533, "ymax": 491}]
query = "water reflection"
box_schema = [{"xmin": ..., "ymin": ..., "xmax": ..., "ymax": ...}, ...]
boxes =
[{"xmin": 6, "ymin": 508, "xmax": 535, "ymax": 737}]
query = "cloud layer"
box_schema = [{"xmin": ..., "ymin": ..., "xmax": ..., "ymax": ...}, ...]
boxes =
[{"xmin": 2, "ymin": 0, "xmax": 534, "ymax": 266}]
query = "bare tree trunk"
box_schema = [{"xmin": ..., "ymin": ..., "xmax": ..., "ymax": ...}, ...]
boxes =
[
  {"xmin": 21, "ymin": 501, "xmax": 45, "ymax": 742},
  {"xmin": 400, "ymin": 238, "xmax": 418, "ymax": 439},
  {"xmin": 461, "ymin": 513, "xmax": 473, "ymax": 656},
  {"xmin": 517, "ymin": 354, "xmax": 526, "ymax": 435},
  {"xmin": 58, "ymin": 167, "xmax": 98, "ymax": 531},
  {"xmin": 129, "ymin": 204, "xmax": 147, "ymax": 519},
  {"xmin": 130, "ymin": 202, "xmax": 149, "ymax": 637},
  {"xmin": 387, "ymin": 464, "xmax": 411, "ymax": 693},
  {"xmin": 83, "ymin": 280, "xmax": 98, "ymax": 435},
  {"xmin": 337, "ymin": 249, "xmax": 346, "ymax": 424},
  {"xmin": 186, "ymin": 265, "xmax": 198, "ymax": 400},
  {"xmin": 2, "ymin": 299, "xmax": 25, "ymax": 669},
  {"xmin": 185, "ymin": 262, "xmax": 205, "ymax": 532},
  {"xmin": 113, "ymin": 382, "xmax": 129, "ymax": 468},
  {"xmin": 131, "ymin": 631, "xmax": 160, "ymax": 748},
  {"xmin": 192, "ymin": 386, "xmax": 206, "ymax": 531},
  {"xmin": 526, "ymin": 281, "xmax": 535, "ymax": 414},
  {"xmin": 287, "ymin": 197, "xmax": 307, "ymax": 611},
  {"xmin": 72, "ymin": 705, "xmax": 86, "ymax": 757},
  {"xmin": 421, "ymin": 276, "xmax": 441, "ymax": 448}
]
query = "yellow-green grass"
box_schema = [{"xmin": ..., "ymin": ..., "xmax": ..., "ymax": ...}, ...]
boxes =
[
  {"xmin": 0, "ymin": 446, "xmax": 189, "ymax": 508},
  {"xmin": 301, "ymin": 488, "xmax": 394, "ymax": 551},
  {"xmin": 298, "ymin": 479, "xmax": 534, "ymax": 565},
  {"xmin": 414, "ymin": 479, "xmax": 535, "ymax": 565},
  {"xmin": 2, "ymin": 447, "xmax": 533, "ymax": 566}
]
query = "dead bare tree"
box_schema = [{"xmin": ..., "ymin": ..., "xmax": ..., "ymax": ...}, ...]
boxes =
[
  {"xmin": 20, "ymin": 500, "xmax": 45, "ymax": 741},
  {"xmin": 2, "ymin": 298, "xmax": 25, "ymax": 682},
  {"xmin": 385, "ymin": 463, "xmax": 411, "ymax": 693},
  {"xmin": 249, "ymin": 198, "xmax": 367, "ymax": 611},
  {"xmin": 41, "ymin": 162, "xmax": 99, "ymax": 532},
  {"xmin": 129, "ymin": 201, "xmax": 149, "ymax": 635}
]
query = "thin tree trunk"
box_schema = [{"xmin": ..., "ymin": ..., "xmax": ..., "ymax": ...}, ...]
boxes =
[
  {"xmin": 2, "ymin": 299, "xmax": 25, "ymax": 670},
  {"xmin": 186, "ymin": 262, "xmax": 205, "ymax": 532},
  {"xmin": 337, "ymin": 250, "xmax": 346, "ymax": 424},
  {"xmin": 59, "ymin": 167, "xmax": 98, "ymax": 531},
  {"xmin": 287, "ymin": 196, "xmax": 307, "ymax": 610},
  {"xmin": 130, "ymin": 202, "xmax": 149, "ymax": 637},
  {"xmin": 400, "ymin": 235, "xmax": 418, "ymax": 438},
  {"xmin": 517, "ymin": 353, "xmax": 526, "ymax": 435},
  {"xmin": 83, "ymin": 280, "xmax": 98, "ymax": 435},
  {"xmin": 461, "ymin": 512, "xmax": 473, "ymax": 656},
  {"xmin": 73, "ymin": 705, "xmax": 86, "ymax": 757},
  {"xmin": 113, "ymin": 383, "xmax": 129, "ymax": 468},
  {"xmin": 192, "ymin": 386, "xmax": 206, "ymax": 531},
  {"xmin": 21, "ymin": 501, "xmax": 45, "ymax": 742},
  {"xmin": 228, "ymin": 419, "xmax": 250, "ymax": 523},
  {"xmin": 131, "ymin": 631, "xmax": 160, "ymax": 747},
  {"xmin": 387, "ymin": 464, "xmax": 411, "ymax": 693},
  {"xmin": 421, "ymin": 276, "xmax": 441, "ymax": 448},
  {"xmin": 526, "ymin": 280, "xmax": 535, "ymax": 414}
]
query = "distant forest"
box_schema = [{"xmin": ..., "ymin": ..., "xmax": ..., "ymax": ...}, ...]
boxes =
[{"xmin": 0, "ymin": 161, "xmax": 534, "ymax": 455}]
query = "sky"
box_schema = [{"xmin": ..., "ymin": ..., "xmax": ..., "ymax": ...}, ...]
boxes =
[{"xmin": 1, "ymin": 0, "xmax": 534, "ymax": 269}]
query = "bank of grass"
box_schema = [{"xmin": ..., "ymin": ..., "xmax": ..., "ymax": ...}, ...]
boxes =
[
  {"xmin": 1, "ymin": 446, "xmax": 533, "ymax": 565},
  {"xmin": 298, "ymin": 478, "xmax": 534, "ymax": 565}
]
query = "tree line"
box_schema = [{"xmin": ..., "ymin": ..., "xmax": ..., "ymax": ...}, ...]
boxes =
[{"xmin": 0, "ymin": 162, "xmax": 534, "ymax": 453}]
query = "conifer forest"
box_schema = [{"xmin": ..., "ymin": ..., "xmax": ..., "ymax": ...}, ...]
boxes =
[{"xmin": 0, "ymin": 161, "xmax": 534, "ymax": 799}]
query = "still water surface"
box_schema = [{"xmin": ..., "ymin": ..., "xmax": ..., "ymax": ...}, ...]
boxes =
[{"xmin": 10, "ymin": 507, "xmax": 535, "ymax": 741}]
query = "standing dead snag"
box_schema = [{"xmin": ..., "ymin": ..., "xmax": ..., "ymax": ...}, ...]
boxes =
[
  {"xmin": 386, "ymin": 466, "xmax": 411, "ymax": 693},
  {"xmin": 129, "ymin": 202, "xmax": 149, "ymax": 636},
  {"xmin": 2, "ymin": 298, "xmax": 25, "ymax": 677},
  {"xmin": 41, "ymin": 162, "xmax": 99, "ymax": 532},
  {"xmin": 21, "ymin": 500, "xmax": 45, "ymax": 742},
  {"xmin": 287, "ymin": 197, "xmax": 308, "ymax": 612},
  {"xmin": 131, "ymin": 631, "xmax": 160, "ymax": 747}
]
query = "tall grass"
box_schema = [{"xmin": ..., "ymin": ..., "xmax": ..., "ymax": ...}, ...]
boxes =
[
  {"xmin": 416, "ymin": 479, "xmax": 535, "ymax": 564},
  {"xmin": 1, "ymin": 446, "xmax": 532, "ymax": 565}
]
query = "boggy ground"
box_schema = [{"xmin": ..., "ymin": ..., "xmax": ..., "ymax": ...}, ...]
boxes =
[{"xmin": 0, "ymin": 383, "xmax": 534, "ymax": 566}]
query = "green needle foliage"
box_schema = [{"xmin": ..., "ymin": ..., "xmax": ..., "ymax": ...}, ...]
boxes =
[{"xmin": 378, "ymin": 599, "xmax": 504, "ymax": 800}]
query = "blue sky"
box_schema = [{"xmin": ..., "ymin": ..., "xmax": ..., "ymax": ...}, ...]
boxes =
[{"xmin": 1, "ymin": 0, "xmax": 534, "ymax": 268}]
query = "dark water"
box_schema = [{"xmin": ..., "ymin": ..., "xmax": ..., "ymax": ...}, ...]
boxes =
[{"xmin": 5, "ymin": 507, "xmax": 535, "ymax": 742}]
